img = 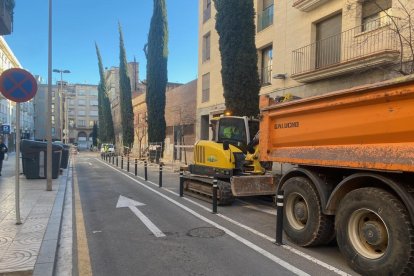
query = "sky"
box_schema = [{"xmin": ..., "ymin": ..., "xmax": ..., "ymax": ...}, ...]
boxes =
[{"xmin": 5, "ymin": 0, "xmax": 199, "ymax": 85}]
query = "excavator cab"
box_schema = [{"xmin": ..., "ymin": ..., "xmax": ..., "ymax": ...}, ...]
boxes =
[{"xmin": 211, "ymin": 116, "xmax": 259, "ymax": 152}]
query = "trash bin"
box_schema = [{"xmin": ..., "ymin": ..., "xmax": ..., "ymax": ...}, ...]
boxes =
[
  {"xmin": 21, "ymin": 140, "xmax": 63, "ymax": 179},
  {"xmin": 54, "ymin": 142, "xmax": 70, "ymax": 169}
]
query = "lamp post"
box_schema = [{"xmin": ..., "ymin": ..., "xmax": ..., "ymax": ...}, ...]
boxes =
[{"xmin": 53, "ymin": 69, "xmax": 70, "ymax": 143}]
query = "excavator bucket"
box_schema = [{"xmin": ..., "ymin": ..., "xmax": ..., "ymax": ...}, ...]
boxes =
[{"xmin": 230, "ymin": 175, "xmax": 277, "ymax": 197}]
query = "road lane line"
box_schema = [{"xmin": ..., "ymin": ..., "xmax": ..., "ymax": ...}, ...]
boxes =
[
  {"xmin": 160, "ymin": 185, "xmax": 350, "ymax": 275},
  {"xmin": 101, "ymin": 159, "xmax": 351, "ymax": 275},
  {"xmin": 74, "ymin": 159, "xmax": 93, "ymax": 276},
  {"xmin": 98, "ymin": 159, "xmax": 308, "ymax": 276}
]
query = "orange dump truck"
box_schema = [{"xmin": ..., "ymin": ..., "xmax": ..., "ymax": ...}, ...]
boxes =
[{"xmin": 259, "ymin": 76, "xmax": 414, "ymax": 275}]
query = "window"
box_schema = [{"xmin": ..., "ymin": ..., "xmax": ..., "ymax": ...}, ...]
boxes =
[
  {"xmin": 51, "ymin": 115, "xmax": 55, "ymax": 125},
  {"xmin": 203, "ymin": 0, "xmax": 211, "ymax": 22},
  {"xmin": 362, "ymin": 0, "xmax": 391, "ymax": 32},
  {"xmin": 78, "ymin": 89, "xmax": 86, "ymax": 96},
  {"xmin": 202, "ymin": 73, "xmax": 210, "ymax": 103},
  {"xmin": 78, "ymin": 99, "xmax": 86, "ymax": 106},
  {"xmin": 51, "ymin": 103, "xmax": 55, "ymax": 113},
  {"xmin": 78, "ymin": 120, "xmax": 86, "ymax": 127},
  {"xmin": 258, "ymin": 0, "xmax": 274, "ymax": 32},
  {"xmin": 78, "ymin": 110, "xmax": 86, "ymax": 116},
  {"xmin": 89, "ymin": 110, "xmax": 98, "ymax": 116},
  {"xmin": 89, "ymin": 120, "xmax": 95, "ymax": 127},
  {"xmin": 202, "ymin": 32, "xmax": 211, "ymax": 62},
  {"xmin": 52, "ymin": 127, "xmax": 55, "ymax": 135},
  {"xmin": 90, "ymin": 100, "xmax": 98, "ymax": 106},
  {"xmin": 261, "ymin": 46, "xmax": 273, "ymax": 86}
]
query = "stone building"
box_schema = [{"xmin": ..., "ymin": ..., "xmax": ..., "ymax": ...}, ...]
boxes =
[
  {"xmin": 163, "ymin": 79, "xmax": 197, "ymax": 164},
  {"xmin": 35, "ymin": 83, "xmax": 99, "ymax": 149},
  {"xmin": 105, "ymin": 60, "xmax": 142, "ymax": 151},
  {"xmin": 197, "ymin": 0, "xmax": 411, "ymax": 139},
  {"xmin": 131, "ymin": 82, "xmax": 188, "ymax": 160},
  {"xmin": 0, "ymin": 37, "xmax": 34, "ymax": 150}
]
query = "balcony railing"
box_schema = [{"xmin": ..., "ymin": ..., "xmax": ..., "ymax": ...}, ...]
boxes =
[
  {"xmin": 257, "ymin": 5, "xmax": 274, "ymax": 32},
  {"xmin": 292, "ymin": 17, "xmax": 400, "ymax": 81},
  {"xmin": 260, "ymin": 65, "xmax": 272, "ymax": 86}
]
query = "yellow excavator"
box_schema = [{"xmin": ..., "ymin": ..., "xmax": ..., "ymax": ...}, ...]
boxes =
[{"xmin": 183, "ymin": 115, "xmax": 276, "ymax": 204}]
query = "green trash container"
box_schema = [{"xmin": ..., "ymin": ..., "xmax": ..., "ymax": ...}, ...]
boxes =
[
  {"xmin": 54, "ymin": 142, "xmax": 70, "ymax": 169},
  {"xmin": 21, "ymin": 140, "xmax": 63, "ymax": 179}
]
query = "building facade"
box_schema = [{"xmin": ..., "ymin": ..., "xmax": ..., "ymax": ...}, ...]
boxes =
[
  {"xmin": 197, "ymin": 0, "xmax": 411, "ymax": 139},
  {"xmin": 35, "ymin": 83, "xmax": 99, "ymax": 149},
  {"xmin": 131, "ymin": 81, "xmax": 193, "ymax": 161},
  {"xmin": 105, "ymin": 61, "xmax": 142, "ymax": 150},
  {"xmin": 0, "ymin": 37, "xmax": 34, "ymax": 150}
]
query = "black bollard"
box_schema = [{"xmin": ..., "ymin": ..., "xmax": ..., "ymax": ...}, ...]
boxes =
[
  {"xmin": 127, "ymin": 156, "xmax": 130, "ymax": 172},
  {"xmin": 134, "ymin": 159, "xmax": 138, "ymax": 176},
  {"xmin": 159, "ymin": 163, "xmax": 163, "ymax": 188},
  {"xmin": 179, "ymin": 170, "xmax": 184, "ymax": 197},
  {"xmin": 112, "ymin": 155, "xmax": 114, "ymax": 165},
  {"xmin": 144, "ymin": 161, "xmax": 148, "ymax": 181},
  {"xmin": 116, "ymin": 156, "xmax": 119, "ymax": 167},
  {"xmin": 212, "ymin": 179, "xmax": 218, "ymax": 214},
  {"xmin": 275, "ymin": 190, "xmax": 284, "ymax": 245},
  {"xmin": 121, "ymin": 156, "xmax": 124, "ymax": 169}
]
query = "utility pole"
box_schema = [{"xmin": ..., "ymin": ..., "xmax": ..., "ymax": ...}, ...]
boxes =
[{"xmin": 46, "ymin": 0, "xmax": 53, "ymax": 191}]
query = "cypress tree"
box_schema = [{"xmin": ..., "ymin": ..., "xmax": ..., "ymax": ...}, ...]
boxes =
[
  {"xmin": 118, "ymin": 23, "xmax": 135, "ymax": 151},
  {"xmin": 214, "ymin": 0, "xmax": 260, "ymax": 117},
  {"xmin": 145, "ymin": 0, "xmax": 168, "ymax": 146},
  {"xmin": 95, "ymin": 43, "xmax": 115, "ymax": 143},
  {"xmin": 92, "ymin": 122, "xmax": 98, "ymax": 146}
]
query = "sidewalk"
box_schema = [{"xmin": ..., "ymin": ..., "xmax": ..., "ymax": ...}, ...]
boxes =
[{"xmin": 0, "ymin": 154, "xmax": 69, "ymax": 276}]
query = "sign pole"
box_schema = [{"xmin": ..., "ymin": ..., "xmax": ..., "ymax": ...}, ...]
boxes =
[
  {"xmin": 46, "ymin": 0, "xmax": 53, "ymax": 191},
  {"xmin": 15, "ymin": 103, "xmax": 21, "ymax": 224}
]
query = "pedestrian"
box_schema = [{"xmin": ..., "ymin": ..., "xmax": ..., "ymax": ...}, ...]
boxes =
[{"xmin": 0, "ymin": 137, "xmax": 8, "ymax": 176}]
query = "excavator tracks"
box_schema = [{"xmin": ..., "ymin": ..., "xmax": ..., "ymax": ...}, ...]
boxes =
[{"xmin": 183, "ymin": 174, "xmax": 235, "ymax": 205}]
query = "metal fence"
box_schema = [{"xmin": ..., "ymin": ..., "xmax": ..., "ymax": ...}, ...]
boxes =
[{"xmin": 292, "ymin": 17, "xmax": 400, "ymax": 75}]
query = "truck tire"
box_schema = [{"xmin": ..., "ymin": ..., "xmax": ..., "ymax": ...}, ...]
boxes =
[
  {"xmin": 282, "ymin": 177, "xmax": 334, "ymax": 246},
  {"xmin": 336, "ymin": 188, "xmax": 414, "ymax": 276}
]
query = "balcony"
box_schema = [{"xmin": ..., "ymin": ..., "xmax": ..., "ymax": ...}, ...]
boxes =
[
  {"xmin": 291, "ymin": 17, "xmax": 400, "ymax": 83},
  {"xmin": 293, "ymin": 0, "xmax": 330, "ymax": 12},
  {"xmin": 257, "ymin": 5, "xmax": 274, "ymax": 32},
  {"xmin": 0, "ymin": 0, "xmax": 13, "ymax": 35}
]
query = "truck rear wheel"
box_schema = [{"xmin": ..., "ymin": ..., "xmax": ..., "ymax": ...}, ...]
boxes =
[
  {"xmin": 283, "ymin": 177, "xmax": 334, "ymax": 246},
  {"xmin": 336, "ymin": 188, "xmax": 414, "ymax": 275}
]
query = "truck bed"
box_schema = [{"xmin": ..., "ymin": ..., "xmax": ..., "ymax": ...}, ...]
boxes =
[{"xmin": 259, "ymin": 76, "xmax": 414, "ymax": 172}]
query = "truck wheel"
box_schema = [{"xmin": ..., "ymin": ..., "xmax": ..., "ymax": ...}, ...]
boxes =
[
  {"xmin": 283, "ymin": 177, "xmax": 334, "ymax": 246},
  {"xmin": 336, "ymin": 188, "xmax": 414, "ymax": 276}
]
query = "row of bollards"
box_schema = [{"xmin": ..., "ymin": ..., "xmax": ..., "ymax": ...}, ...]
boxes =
[
  {"xmin": 101, "ymin": 153, "xmax": 155, "ymax": 188},
  {"xmin": 103, "ymin": 154, "xmax": 219, "ymax": 215}
]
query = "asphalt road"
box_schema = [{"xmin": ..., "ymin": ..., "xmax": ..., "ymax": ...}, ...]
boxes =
[{"xmin": 73, "ymin": 152, "xmax": 358, "ymax": 276}]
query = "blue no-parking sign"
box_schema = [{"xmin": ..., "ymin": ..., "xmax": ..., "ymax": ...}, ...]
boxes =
[{"xmin": 0, "ymin": 68, "xmax": 37, "ymax": 103}]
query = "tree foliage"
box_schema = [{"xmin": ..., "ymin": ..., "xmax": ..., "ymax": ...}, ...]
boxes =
[
  {"xmin": 95, "ymin": 43, "xmax": 115, "ymax": 143},
  {"xmin": 145, "ymin": 0, "xmax": 168, "ymax": 145},
  {"xmin": 214, "ymin": 0, "xmax": 260, "ymax": 117},
  {"xmin": 118, "ymin": 23, "xmax": 135, "ymax": 151},
  {"xmin": 92, "ymin": 122, "xmax": 98, "ymax": 146}
]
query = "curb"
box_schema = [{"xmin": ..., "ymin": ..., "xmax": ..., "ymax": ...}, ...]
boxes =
[{"xmin": 32, "ymin": 164, "xmax": 71, "ymax": 276}]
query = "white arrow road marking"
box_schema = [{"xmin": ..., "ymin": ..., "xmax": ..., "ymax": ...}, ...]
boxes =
[{"xmin": 116, "ymin": 195, "xmax": 166, "ymax": 238}]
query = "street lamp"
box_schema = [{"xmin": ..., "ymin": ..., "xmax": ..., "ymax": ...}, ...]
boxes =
[{"xmin": 53, "ymin": 69, "xmax": 70, "ymax": 143}]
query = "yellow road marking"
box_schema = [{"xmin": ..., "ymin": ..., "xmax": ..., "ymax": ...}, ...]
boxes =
[{"xmin": 74, "ymin": 157, "xmax": 93, "ymax": 276}]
